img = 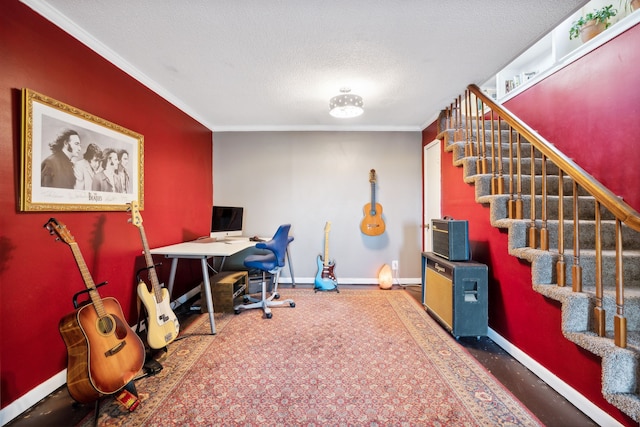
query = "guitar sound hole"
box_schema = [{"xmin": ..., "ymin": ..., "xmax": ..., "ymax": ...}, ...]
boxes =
[{"xmin": 96, "ymin": 315, "xmax": 115, "ymax": 335}]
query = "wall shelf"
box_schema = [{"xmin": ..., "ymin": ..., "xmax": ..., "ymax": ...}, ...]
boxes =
[{"xmin": 483, "ymin": 0, "xmax": 640, "ymax": 101}]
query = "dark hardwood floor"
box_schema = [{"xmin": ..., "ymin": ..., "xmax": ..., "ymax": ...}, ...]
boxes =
[
  {"xmin": 7, "ymin": 285, "xmax": 598, "ymax": 427},
  {"xmin": 402, "ymin": 284, "xmax": 598, "ymax": 427}
]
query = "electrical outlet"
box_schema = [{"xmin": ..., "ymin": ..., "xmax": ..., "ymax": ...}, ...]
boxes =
[{"xmin": 392, "ymin": 260, "xmax": 398, "ymax": 271}]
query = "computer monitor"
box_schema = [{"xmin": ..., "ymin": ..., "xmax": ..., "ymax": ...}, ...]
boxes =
[{"xmin": 210, "ymin": 206, "xmax": 244, "ymax": 239}]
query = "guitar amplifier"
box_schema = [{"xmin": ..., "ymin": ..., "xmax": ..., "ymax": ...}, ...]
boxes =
[
  {"xmin": 421, "ymin": 252, "xmax": 488, "ymax": 337},
  {"xmin": 431, "ymin": 218, "xmax": 469, "ymax": 261}
]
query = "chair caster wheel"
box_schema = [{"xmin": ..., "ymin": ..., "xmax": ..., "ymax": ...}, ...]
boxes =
[
  {"xmin": 290, "ymin": 302, "xmax": 295, "ymax": 307},
  {"xmin": 243, "ymin": 296, "xmax": 250, "ymax": 303},
  {"xmin": 266, "ymin": 312, "xmax": 272, "ymax": 319},
  {"xmin": 273, "ymin": 293, "xmax": 280, "ymax": 300},
  {"xmin": 234, "ymin": 310, "xmax": 240, "ymax": 315}
]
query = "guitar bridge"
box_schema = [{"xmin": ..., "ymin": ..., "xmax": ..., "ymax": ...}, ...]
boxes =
[{"xmin": 105, "ymin": 340, "xmax": 126, "ymax": 357}]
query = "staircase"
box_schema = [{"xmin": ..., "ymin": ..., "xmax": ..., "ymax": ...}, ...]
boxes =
[{"xmin": 440, "ymin": 85, "xmax": 640, "ymax": 422}]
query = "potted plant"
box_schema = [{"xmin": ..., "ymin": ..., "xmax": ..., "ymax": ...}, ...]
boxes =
[{"xmin": 569, "ymin": 5, "xmax": 618, "ymax": 42}]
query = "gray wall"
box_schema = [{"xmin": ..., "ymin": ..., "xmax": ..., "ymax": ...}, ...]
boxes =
[{"xmin": 213, "ymin": 131, "xmax": 422, "ymax": 284}]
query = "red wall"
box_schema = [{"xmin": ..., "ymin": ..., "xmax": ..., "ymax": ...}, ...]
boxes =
[
  {"xmin": 423, "ymin": 24, "xmax": 639, "ymax": 426},
  {"xmin": 1, "ymin": 1, "xmax": 213, "ymax": 408},
  {"xmin": 504, "ymin": 24, "xmax": 640, "ymax": 212}
]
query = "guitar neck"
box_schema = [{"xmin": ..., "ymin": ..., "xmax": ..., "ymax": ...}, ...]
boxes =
[
  {"xmin": 69, "ymin": 242, "xmax": 107, "ymax": 318},
  {"xmin": 323, "ymin": 230, "xmax": 329, "ymax": 266},
  {"xmin": 370, "ymin": 181, "xmax": 377, "ymax": 213},
  {"xmin": 138, "ymin": 224, "xmax": 163, "ymax": 302}
]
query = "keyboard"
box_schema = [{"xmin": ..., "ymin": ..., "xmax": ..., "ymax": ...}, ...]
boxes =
[{"xmin": 225, "ymin": 236, "xmax": 250, "ymax": 242}]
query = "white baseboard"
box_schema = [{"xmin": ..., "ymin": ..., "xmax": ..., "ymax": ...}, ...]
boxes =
[
  {"xmin": 487, "ymin": 328, "xmax": 623, "ymax": 427},
  {"xmin": 0, "ymin": 287, "xmax": 202, "ymax": 427},
  {"xmin": 0, "ymin": 277, "xmax": 418, "ymax": 424},
  {"xmin": 0, "ymin": 370, "xmax": 67, "ymax": 426},
  {"xmin": 279, "ymin": 277, "xmax": 421, "ymax": 285}
]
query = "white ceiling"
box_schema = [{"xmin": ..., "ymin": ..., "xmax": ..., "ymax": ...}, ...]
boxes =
[{"xmin": 22, "ymin": 0, "xmax": 586, "ymax": 132}]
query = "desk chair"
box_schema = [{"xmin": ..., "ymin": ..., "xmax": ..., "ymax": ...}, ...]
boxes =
[{"xmin": 233, "ymin": 224, "xmax": 295, "ymax": 318}]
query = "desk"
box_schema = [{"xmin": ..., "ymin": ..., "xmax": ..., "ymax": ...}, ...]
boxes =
[{"xmin": 150, "ymin": 240, "xmax": 256, "ymax": 334}]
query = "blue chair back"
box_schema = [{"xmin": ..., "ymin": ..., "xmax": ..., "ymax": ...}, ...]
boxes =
[
  {"xmin": 244, "ymin": 224, "xmax": 292, "ymax": 272},
  {"xmin": 259, "ymin": 224, "xmax": 291, "ymax": 267}
]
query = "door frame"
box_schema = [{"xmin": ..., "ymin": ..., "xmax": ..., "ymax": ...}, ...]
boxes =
[{"xmin": 423, "ymin": 139, "xmax": 441, "ymax": 251}]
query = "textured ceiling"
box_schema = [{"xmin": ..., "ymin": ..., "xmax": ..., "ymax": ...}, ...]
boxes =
[{"xmin": 22, "ymin": 0, "xmax": 586, "ymax": 132}]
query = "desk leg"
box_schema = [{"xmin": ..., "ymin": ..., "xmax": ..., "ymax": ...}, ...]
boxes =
[
  {"xmin": 200, "ymin": 257, "xmax": 216, "ymax": 335},
  {"xmin": 286, "ymin": 247, "xmax": 295, "ymax": 288},
  {"xmin": 166, "ymin": 257, "xmax": 179, "ymax": 297}
]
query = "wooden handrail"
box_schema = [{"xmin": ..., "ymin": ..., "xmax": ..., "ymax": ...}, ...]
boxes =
[
  {"xmin": 442, "ymin": 84, "xmax": 639, "ymax": 350},
  {"xmin": 468, "ymin": 84, "xmax": 640, "ymax": 232}
]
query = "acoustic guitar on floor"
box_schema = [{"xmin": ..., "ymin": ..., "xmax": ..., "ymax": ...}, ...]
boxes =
[
  {"xmin": 128, "ymin": 201, "xmax": 180, "ymax": 349},
  {"xmin": 45, "ymin": 218, "xmax": 145, "ymax": 404},
  {"xmin": 360, "ymin": 169, "xmax": 385, "ymax": 236},
  {"xmin": 314, "ymin": 221, "xmax": 338, "ymax": 292}
]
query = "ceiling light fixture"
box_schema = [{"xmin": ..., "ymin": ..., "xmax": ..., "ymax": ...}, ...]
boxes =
[{"xmin": 329, "ymin": 87, "xmax": 364, "ymax": 118}]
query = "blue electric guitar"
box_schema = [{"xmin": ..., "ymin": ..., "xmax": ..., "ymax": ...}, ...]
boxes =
[{"xmin": 314, "ymin": 222, "xmax": 338, "ymax": 292}]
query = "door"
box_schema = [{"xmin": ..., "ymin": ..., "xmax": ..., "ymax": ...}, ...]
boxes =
[{"xmin": 423, "ymin": 140, "xmax": 441, "ymax": 251}]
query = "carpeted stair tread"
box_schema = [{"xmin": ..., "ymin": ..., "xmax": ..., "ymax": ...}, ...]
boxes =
[{"xmin": 444, "ymin": 118, "xmax": 640, "ymax": 421}]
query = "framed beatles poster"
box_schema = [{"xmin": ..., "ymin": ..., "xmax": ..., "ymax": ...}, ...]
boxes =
[{"xmin": 20, "ymin": 88, "xmax": 144, "ymax": 211}]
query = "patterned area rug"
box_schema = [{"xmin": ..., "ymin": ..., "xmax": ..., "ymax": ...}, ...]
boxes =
[{"xmin": 82, "ymin": 289, "xmax": 542, "ymax": 426}]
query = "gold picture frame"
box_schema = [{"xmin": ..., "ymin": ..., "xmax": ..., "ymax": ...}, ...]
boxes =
[{"xmin": 20, "ymin": 88, "xmax": 144, "ymax": 211}]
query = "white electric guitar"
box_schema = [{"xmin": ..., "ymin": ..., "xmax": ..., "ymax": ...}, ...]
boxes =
[{"xmin": 128, "ymin": 201, "xmax": 180, "ymax": 349}]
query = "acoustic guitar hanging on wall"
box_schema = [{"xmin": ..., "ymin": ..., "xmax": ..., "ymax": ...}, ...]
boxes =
[{"xmin": 360, "ymin": 169, "xmax": 385, "ymax": 236}]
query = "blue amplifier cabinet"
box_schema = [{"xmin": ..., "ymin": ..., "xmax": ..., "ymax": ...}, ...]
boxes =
[
  {"xmin": 421, "ymin": 252, "xmax": 488, "ymax": 338},
  {"xmin": 431, "ymin": 219, "xmax": 469, "ymax": 261}
]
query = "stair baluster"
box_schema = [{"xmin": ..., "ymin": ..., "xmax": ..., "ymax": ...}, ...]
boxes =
[
  {"xmin": 479, "ymin": 100, "xmax": 487, "ymax": 174},
  {"xmin": 557, "ymin": 169, "xmax": 566, "ymax": 287},
  {"xmin": 474, "ymin": 94, "xmax": 481, "ymax": 173},
  {"xmin": 474, "ymin": 98, "xmax": 481, "ymax": 172},
  {"xmin": 464, "ymin": 90, "xmax": 472, "ymax": 157},
  {"xmin": 515, "ymin": 133, "xmax": 524, "ymax": 219},
  {"xmin": 540, "ymin": 154, "xmax": 549, "ymax": 251},
  {"xmin": 490, "ymin": 115, "xmax": 497, "ymax": 194},
  {"xmin": 454, "ymin": 95, "xmax": 464, "ymax": 142},
  {"xmin": 594, "ymin": 199, "xmax": 605, "ymax": 335},
  {"xmin": 508, "ymin": 125, "xmax": 516, "ymax": 218},
  {"xmin": 528, "ymin": 143, "xmax": 538, "ymax": 249},
  {"xmin": 614, "ymin": 219, "xmax": 627, "ymax": 348},
  {"xmin": 496, "ymin": 117, "xmax": 505, "ymax": 194},
  {"xmin": 572, "ymin": 182, "xmax": 583, "ymax": 292}
]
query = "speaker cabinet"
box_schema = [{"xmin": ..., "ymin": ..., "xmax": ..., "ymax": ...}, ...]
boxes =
[{"xmin": 421, "ymin": 252, "xmax": 488, "ymax": 338}]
